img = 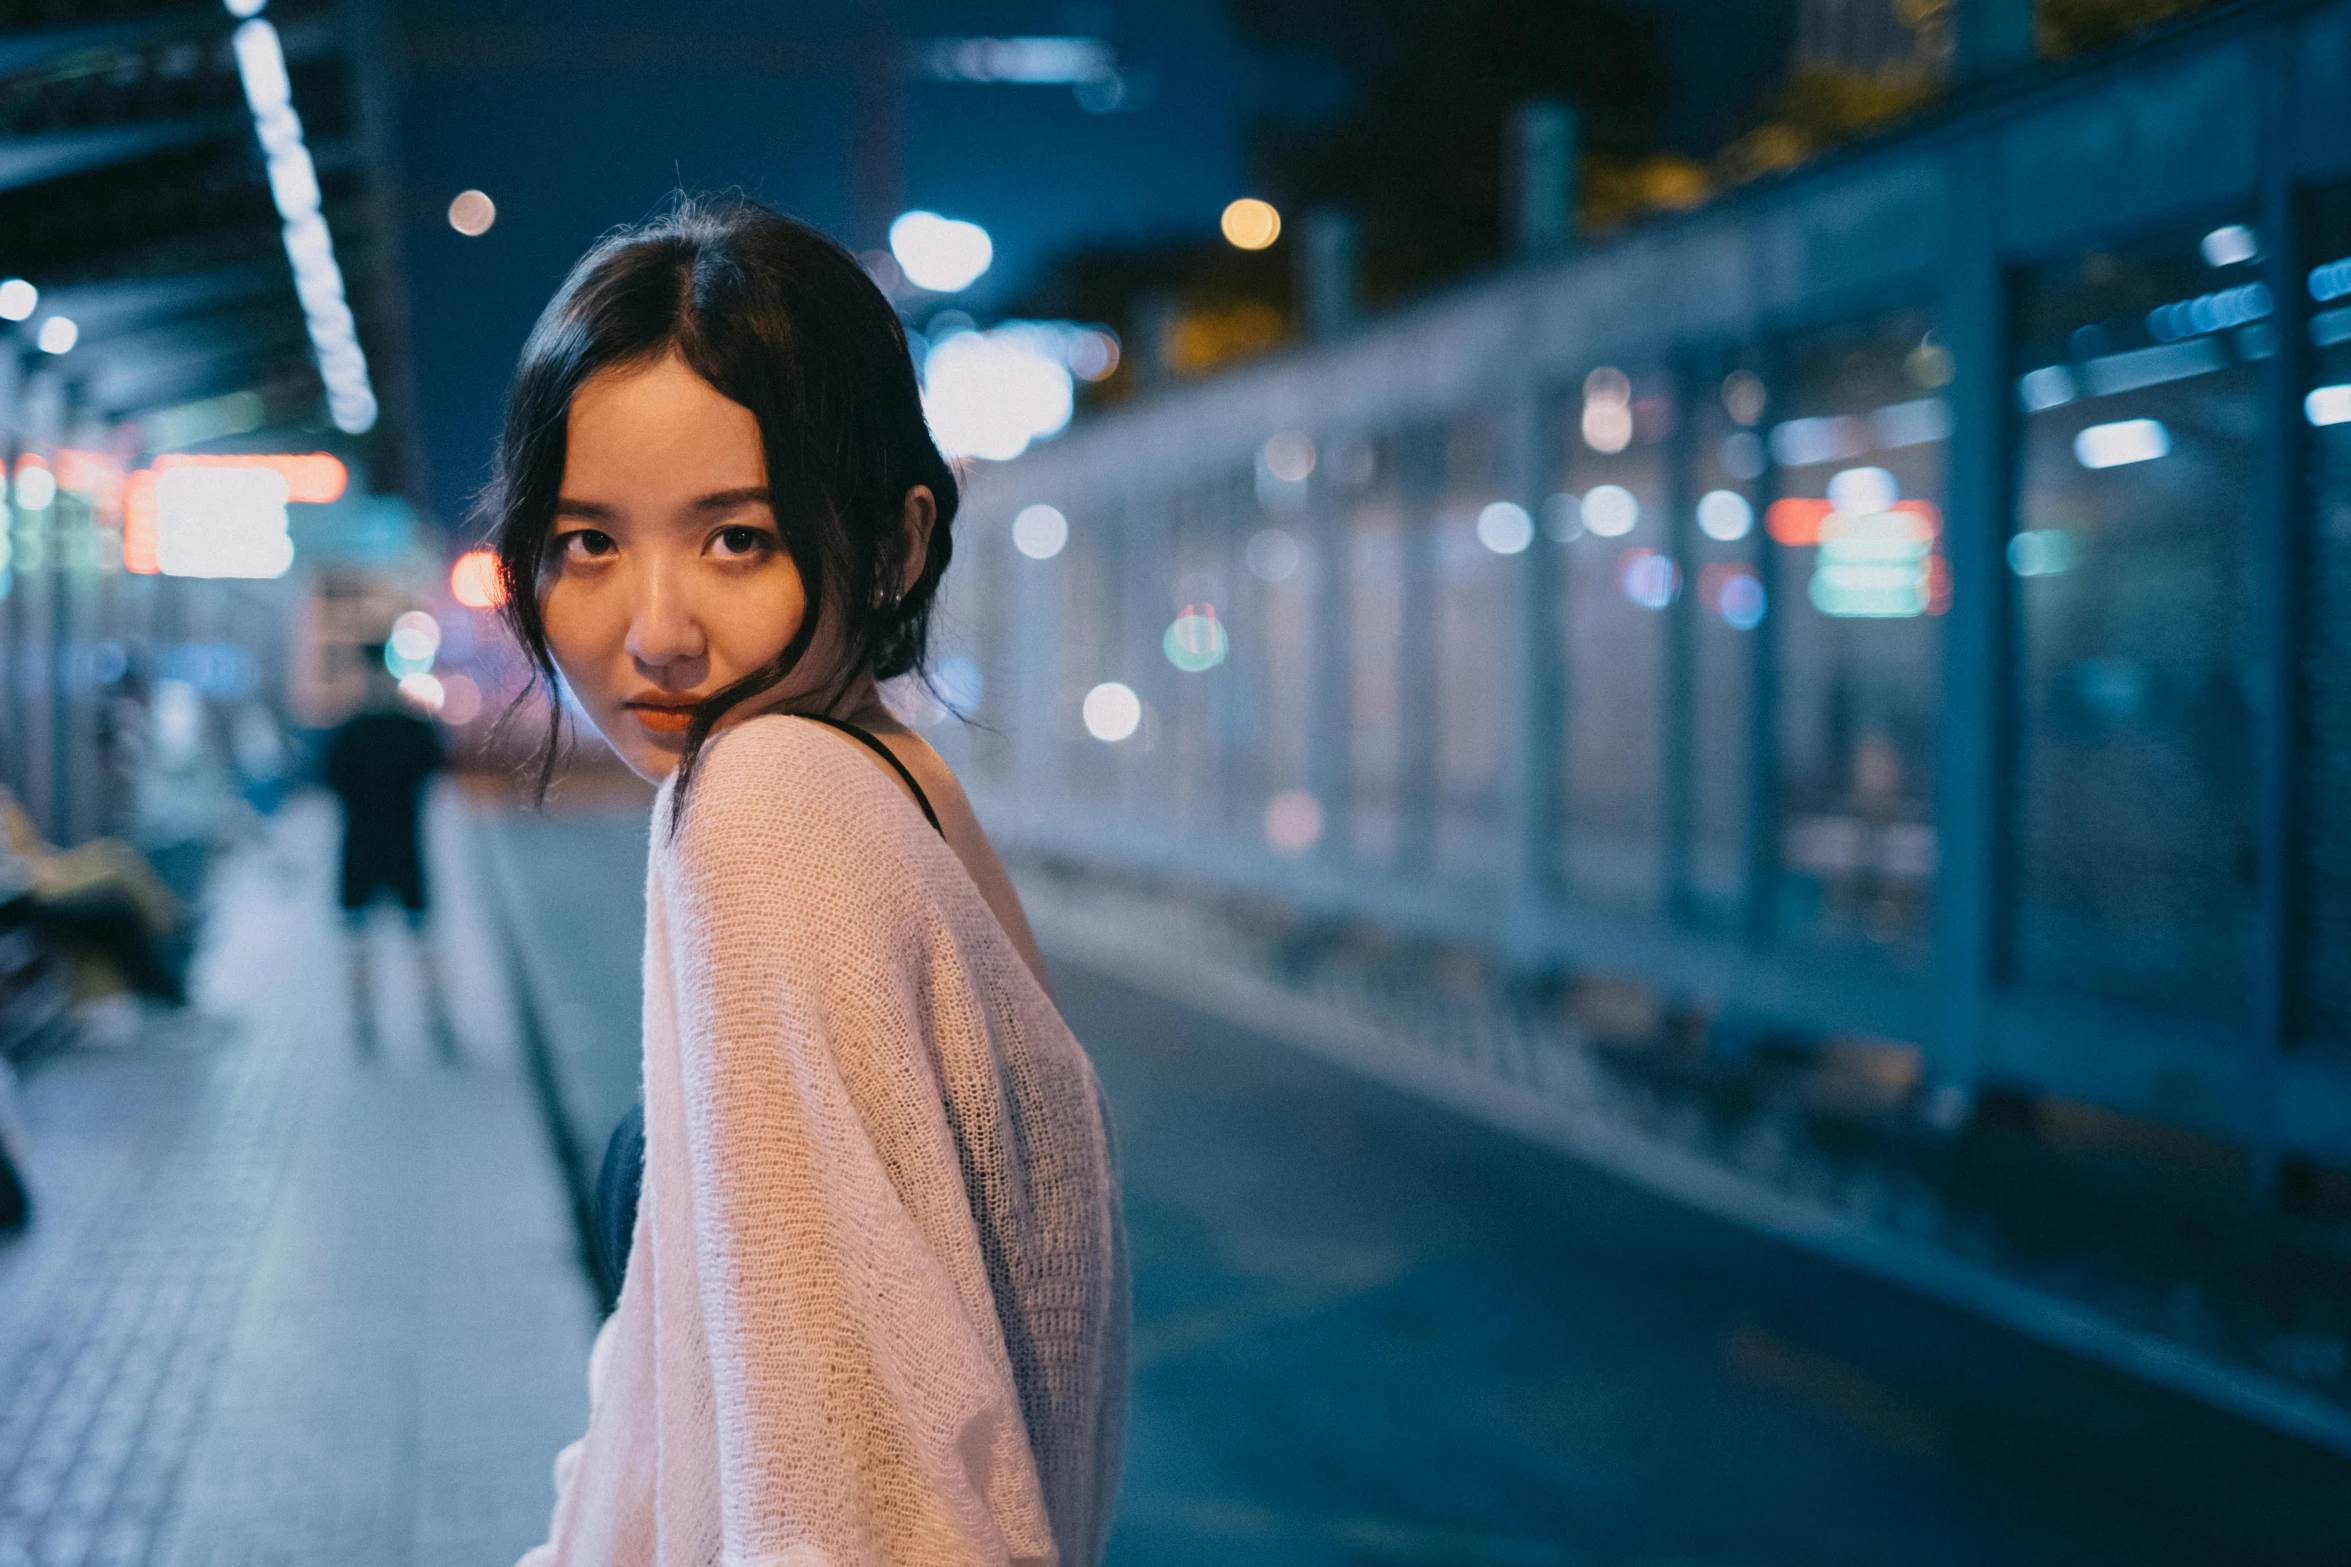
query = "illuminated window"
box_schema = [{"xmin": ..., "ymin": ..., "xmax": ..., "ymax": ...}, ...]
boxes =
[
  {"xmin": 2296, "ymin": 186, "xmax": 2351, "ymax": 1051},
  {"xmin": 1771, "ymin": 311, "xmax": 1948, "ymax": 968},
  {"xmin": 1554, "ymin": 365, "xmax": 1675, "ymax": 914},
  {"xmin": 2007, "ymin": 223, "xmax": 2265, "ymax": 1021}
]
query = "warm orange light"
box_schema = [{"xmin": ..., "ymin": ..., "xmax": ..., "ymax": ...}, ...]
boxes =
[
  {"xmin": 151, "ymin": 451, "xmax": 347, "ymax": 504},
  {"xmin": 1766, "ymin": 496, "xmax": 1941, "ymax": 547},
  {"xmin": 1220, "ymin": 197, "xmax": 1281, "ymax": 250},
  {"xmin": 450, "ymin": 548, "xmax": 507, "ymax": 610},
  {"xmin": 1765, "ymin": 497, "xmax": 1833, "ymax": 546},
  {"xmin": 123, "ymin": 469, "xmax": 159, "ymax": 574},
  {"xmin": 54, "ymin": 449, "xmax": 125, "ymax": 509}
]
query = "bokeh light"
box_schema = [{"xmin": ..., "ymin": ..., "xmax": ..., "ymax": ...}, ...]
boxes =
[
  {"xmin": 1696, "ymin": 489, "xmax": 1754, "ymax": 542},
  {"xmin": 448, "ymin": 189, "xmax": 496, "ymax": 236},
  {"xmin": 36, "ymin": 317, "xmax": 76, "ymax": 355},
  {"xmin": 1581, "ymin": 484, "xmax": 1639, "ymax": 537},
  {"xmin": 397, "ymin": 672, "xmax": 445, "ymax": 715},
  {"xmin": 890, "ymin": 211, "xmax": 994, "ymax": 292},
  {"xmin": 1264, "ymin": 789, "xmax": 1324, "ymax": 855},
  {"xmin": 1246, "ymin": 528, "xmax": 1301, "ymax": 582},
  {"xmin": 1164, "ymin": 606, "xmax": 1228, "ymax": 672},
  {"xmin": 1476, "ymin": 501, "xmax": 1534, "ymax": 555},
  {"xmin": 1082, "ymin": 681, "xmax": 1141, "ymax": 742},
  {"xmin": 0, "ymin": 279, "xmax": 37, "ymax": 322},
  {"xmin": 450, "ymin": 548, "xmax": 507, "ymax": 609},
  {"xmin": 923, "ymin": 326, "xmax": 1074, "ymax": 461},
  {"xmin": 438, "ymin": 672, "xmax": 483, "ymax": 726},
  {"xmin": 388, "ymin": 609, "xmax": 442, "ymax": 671},
  {"xmin": 2075, "ymin": 418, "xmax": 2170, "ymax": 469},
  {"xmin": 1013, "ymin": 504, "xmax": 1070, "ymax": 559},
  {"xmin": 1221, "ymin": 198, "xmax": 1281, "ymax": 250},
  {"xmin": 1260, "ymin": 432, "xmax": 1316, "ymax": 483},
  {"xmin": 13, "ymin": 462, "xmax": 55, "ymax": 512}
]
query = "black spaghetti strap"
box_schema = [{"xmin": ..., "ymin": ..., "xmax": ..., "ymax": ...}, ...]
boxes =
[{"xmin": 794, "ymin": 713, "xmax": 944, "ymax": 836}]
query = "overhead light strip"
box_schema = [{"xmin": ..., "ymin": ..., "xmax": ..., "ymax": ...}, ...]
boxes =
[{"xmin": 230, "ymin": 15, "xmax": 377, "ymax": 434}]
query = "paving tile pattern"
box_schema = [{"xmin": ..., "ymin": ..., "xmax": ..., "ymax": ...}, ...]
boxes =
[{"xmin": 0, "ymin": 792, "xmax": 595, "ymax": 1567}]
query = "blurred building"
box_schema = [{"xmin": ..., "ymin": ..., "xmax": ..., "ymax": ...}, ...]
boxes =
[
  {"xmin": 0, "ymin": 0, "xmax": 428, "ymax": 873},
  {"xmin": 940, "ymin": 0, "xmax": 2351, "ymax": 1192}
]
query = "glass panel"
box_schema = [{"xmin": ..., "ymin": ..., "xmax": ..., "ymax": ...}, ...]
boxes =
[
  {"xmin": 2298, "ymin": 193, "xmax": 2351, "ymax": 1049},
  {"xmin": 1347, "ymin": 438, "xmax": 1407, "ymax": 865},
  {"xmin": 2008, "ymin": 222, "xmax": 2264, "ymax": 1021},
  {"xmin": 1054, "ymin": 499, "xmax": 1114, "ymax": 807},
  {"xmin": 1435, "ymin": 412, "xmax": 1511, "ymax": 880},
  {"xmin": 1242, "ymin": 439, "xmax": 1315, "ymax": 854},
  {"xmin": 1684, "ymin": 358, "xmax": 1769, "ymax": 929},
  {"xmin": 1553, "ymin": 364, "xmax": 1673, "ymax": 914},
  {"xmin": 1769, "ymin": 309, "xmax": 1948, "ymax": 970},
  {"xmin": 1163, "ymin": 473, "xmax": 1242, "ymax": 835}
]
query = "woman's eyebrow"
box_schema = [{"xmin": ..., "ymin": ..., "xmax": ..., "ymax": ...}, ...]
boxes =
[
  {"xmin": 553, "ymin": 497, "xmax": 618, "ymax": 521},
  {"xmin": 688, "ymin": 486, "xmax": 772, "ymax": 514}
]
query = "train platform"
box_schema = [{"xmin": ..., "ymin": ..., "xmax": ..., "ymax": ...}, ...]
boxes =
[
  {"xmin": 0, "ymin": 792, "xmax": 591, "ymax": 1567},
  {"xmin": 478, "ymin": 801, "xmax": 2351, "ymax": 1566}
]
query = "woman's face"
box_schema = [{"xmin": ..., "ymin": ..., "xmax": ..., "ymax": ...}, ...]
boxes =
[{"xmin": 540, "ymin": 353, "xmax": 811, "ymax": 782}]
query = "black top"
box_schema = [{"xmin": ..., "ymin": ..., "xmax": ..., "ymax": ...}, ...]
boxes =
[{"xmin": 790, "ymin": 713, "xmax": 943, "ymax": 835}]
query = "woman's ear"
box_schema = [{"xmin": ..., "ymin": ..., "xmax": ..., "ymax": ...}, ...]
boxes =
[{"xmin": 898, "ymin": 485, "xmax": 937, "ymax": 598}]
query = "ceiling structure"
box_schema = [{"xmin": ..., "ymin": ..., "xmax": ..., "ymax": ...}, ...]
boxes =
[{"xmin": 0, "ymin": 0, "xmax": 414, "ymax": 502}]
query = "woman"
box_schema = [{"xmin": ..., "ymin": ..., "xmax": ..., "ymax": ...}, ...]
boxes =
[{"xmin": 494, "ymin": 199, "xmax": 1128, "ymax": 1566}]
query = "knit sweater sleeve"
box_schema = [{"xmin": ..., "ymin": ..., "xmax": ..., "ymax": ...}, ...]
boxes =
[{"xmin": 652, "ymin": 718, "xmax": 1061, "ymax": 1566}]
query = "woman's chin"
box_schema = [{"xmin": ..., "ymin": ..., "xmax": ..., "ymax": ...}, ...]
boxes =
[{"xmin": 598, "ymin": 719, "xmax": 686, "ymax": 784}]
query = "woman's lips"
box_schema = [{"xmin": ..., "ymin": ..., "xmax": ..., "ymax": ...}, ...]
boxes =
[{"xmin": 625, "ymin": 703, "xmax": 697, "ymax": 734}]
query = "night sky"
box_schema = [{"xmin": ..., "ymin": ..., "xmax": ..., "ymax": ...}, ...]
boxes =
[{"xmin": 391, "ymin": 0, "xmax": 1797, "ymax": 530}]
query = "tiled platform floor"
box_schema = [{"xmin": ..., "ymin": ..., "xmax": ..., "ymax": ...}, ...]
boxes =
[{"xmin": 0, "ymin": 792, "xmax": 595, "ymax": 1567}]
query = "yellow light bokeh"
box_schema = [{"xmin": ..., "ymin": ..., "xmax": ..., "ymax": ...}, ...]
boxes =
[{"xmin": 1220, "ymin": 198, "xmax": 1281, "ymax": 251}]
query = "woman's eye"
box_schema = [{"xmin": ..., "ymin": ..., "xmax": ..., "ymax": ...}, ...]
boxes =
[
  {"xmin": 714, "ymin": 526, "xmax": 772, "ymax": 559},
  {"xmin": 558, "ymin": 529, "xmax": 615, "ymax": 562}
]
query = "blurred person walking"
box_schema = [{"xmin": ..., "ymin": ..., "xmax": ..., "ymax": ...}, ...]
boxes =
[
  {"xmin": 325, "ymin": 651, "xmax": 452, "ymax": 1058},
  {"xmin": 492, "ymin": 199, "xmax": 1126, "ymax": 1567}
]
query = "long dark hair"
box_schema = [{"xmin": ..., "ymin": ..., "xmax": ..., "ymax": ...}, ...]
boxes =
[{"xmin": 480, "ymin": 196, "xmax": 959, "ymax": 817}]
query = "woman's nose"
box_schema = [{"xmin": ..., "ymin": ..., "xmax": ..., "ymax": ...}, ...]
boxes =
[{"xmin": 623, "ymin": 562, "xmax": 706, "ymax": 672}]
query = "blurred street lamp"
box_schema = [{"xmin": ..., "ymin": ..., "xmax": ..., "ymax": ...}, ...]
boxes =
[{"xmin": 1221, "ymin": 199, "xmax": 1281, "ymax": 251}]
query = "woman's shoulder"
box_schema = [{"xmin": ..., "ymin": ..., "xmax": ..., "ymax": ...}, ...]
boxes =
[{"xmin": 660, "ymin": 713, "xmax": 935, "ymax": 873}]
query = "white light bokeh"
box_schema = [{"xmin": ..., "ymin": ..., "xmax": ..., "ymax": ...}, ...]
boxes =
[
  {"xmin": 890, "ymin": 211, "xmax": 994, "ymax": 292},
  {"xmin": 2201, "ymin": 224, "xmax": 2259, "ymax": 267},
  {"xmin": 155, "ymin": 465, "xmax": 294, "ymax": 579},
  {"xmin": 1082, "ymin": 681, "xmax": 1141, "ymax": 742},
  {"xmin": 923, "ymin": 327, "xmax": 1073, "ymax": 462},
  {"xmin": 1696, "ymin": 489, "xmax": 1753, "ymax": 542},
  {"xmin": 389, "ymin": 609, "xmax": 442, "ymax": 670},
  {"xmin": 1475, "ymin": 501, "xmax": 1533, "ymax": 555},
  {"xmin": 1260, "ymin": 432, "xmax": 1316, "ymax": 483},
  {"xmin": 13, "ymin": 465, "xmax": 54, "ymax": 512},
  {"xmin": 1012, "ymin": 504, "xmax": 1070, "ymax": 559},
  {"xmin": 35, "ymin": 317, "xmax": 76, "ymax": 354},
  {"xmin": 397, "ymin": 672, "xmax": 446, "ymax": 716},
  {"xmin": 233, "ymin": 18, "xmax": 377, "ymax": 432},
  {"xmin": 1826, "ymin": 466, "xmax": 1899, "ymax": 515},
  {"xmin": 2074, "ymin": 418, "xmax": 2170, "ymax": 469},
  {"xmin": 0, "ymin": 280, "xmax": 37, "ymax": 323},
  {"xmin": 2308, "ymin": 384, "xmax": 2351, "ymax": 426},
  {"xmin": 1581, "ymin": 484, "xmax": 1639, "ymax": 538}
]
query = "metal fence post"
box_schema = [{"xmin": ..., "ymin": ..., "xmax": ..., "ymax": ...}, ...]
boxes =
[{"xmin": 1928, "ymin": 135, "xmax": 2007, "ymax": 1116}]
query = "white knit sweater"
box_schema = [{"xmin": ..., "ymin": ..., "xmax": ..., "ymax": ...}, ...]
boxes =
[{"xmin": 517, "ymin": 716, "xmax": 1129, "ymax": 1567}]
